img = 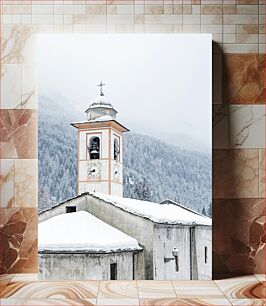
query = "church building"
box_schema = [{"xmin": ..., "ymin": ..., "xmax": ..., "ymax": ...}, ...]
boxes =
[{"xmin": 38, "ymin": 82, "xmax": 212, "ymax": 280}]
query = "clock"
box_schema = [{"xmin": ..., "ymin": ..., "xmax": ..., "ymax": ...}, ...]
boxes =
[
  {"xmin": 87, "ymin": 162, "xmax": 101, "ymax": 179},
  {"xmin": 113, "ymin": 164, "xmax": 120, "ymax": 182}
]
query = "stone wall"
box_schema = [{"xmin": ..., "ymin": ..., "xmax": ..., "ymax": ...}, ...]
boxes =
[{"xmin": 38, "ymin": 251, "xmax": 143, "ymax": 280}]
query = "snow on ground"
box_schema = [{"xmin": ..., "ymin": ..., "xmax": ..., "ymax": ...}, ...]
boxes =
[
  {"xmin": 38, "ymin": 211, "xmax": 141, "ymax": 252},
  {"xmin": 93, "ymin": 193, "xmax": 212, "ymax": 226}
]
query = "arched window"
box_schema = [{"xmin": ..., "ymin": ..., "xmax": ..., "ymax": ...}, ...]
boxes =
[
  {"xmin": 114, "ymin": 138, "xmax": 120, "ymax": 161},
  {"xmin": 88, "ymin": 137, "xmax": 100, "ymax": 159}
]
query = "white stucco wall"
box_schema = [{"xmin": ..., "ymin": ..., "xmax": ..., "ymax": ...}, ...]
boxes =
[
  {"xmin": 38, "ymin": 251, "xmax": 142, "ymax": 280},
  {"xmin": 153, "ymin": 225, "xmax": 191, "ymax": 280}
]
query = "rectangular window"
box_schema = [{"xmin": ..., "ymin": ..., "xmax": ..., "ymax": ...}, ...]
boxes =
[
  {"xmin": 205, "ymin": 247, "xmax": 208, "ymax": 264},
  {"xmin": 66, "ymin": 206, "xmax": 76, "ymax": 213},
  {"xmin": 110, "ymin": 263, "xmax": 117, "ymax": 280}
]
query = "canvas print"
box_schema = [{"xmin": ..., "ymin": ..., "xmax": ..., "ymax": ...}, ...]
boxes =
[{"xmin": 38, "ymin": 34, "xmax": 212, "ymax": 280}]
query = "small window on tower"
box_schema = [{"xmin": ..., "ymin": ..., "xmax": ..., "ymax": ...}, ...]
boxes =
[
  {"xmin": 88, "ymin": 137, "xmax": 100, "ymax": 159},
  {"xmin": 114, "ymin": 138, "xmax": 120, "ymax": 161}
]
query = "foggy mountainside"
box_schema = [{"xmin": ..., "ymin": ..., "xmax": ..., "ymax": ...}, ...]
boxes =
[{"xmin": 38, "ymin": 94, "xmax": 211, "ymax": 216}]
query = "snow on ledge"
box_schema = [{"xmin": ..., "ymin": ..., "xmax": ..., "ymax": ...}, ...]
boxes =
[
  {"xmin": 38, "ymin": 211, "xmax": 141, "ymax": 252},
  {"xmin": 92, "ymin": 193, "xmax": 212, "ymax": 226},
  {"xmin": 88, "ymin": 115, "xmax": 113, "ymax": 123}
]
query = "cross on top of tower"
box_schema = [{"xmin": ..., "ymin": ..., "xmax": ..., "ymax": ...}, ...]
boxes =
[{"xmin": 97, "ymin": 81, "xmax": 105, "ymax": 96}]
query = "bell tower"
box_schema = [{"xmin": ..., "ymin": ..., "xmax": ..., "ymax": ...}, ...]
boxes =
[{"xmin": 71, "ymin": 82, "xmax": 129, "ymax": 197}]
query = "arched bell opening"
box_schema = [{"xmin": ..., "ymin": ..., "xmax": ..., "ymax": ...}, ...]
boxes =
[{"xmin": 88, "ymin": 136, "xmax": 100, "ymax": 159}]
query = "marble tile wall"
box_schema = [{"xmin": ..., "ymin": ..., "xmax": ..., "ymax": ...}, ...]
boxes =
[{"xmin": 0, "ymin": 0, "xmax": 265, "ymax": 277}]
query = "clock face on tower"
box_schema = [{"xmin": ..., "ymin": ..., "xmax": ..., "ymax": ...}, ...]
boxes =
[{"xmin": 87, "ymin": 162, "xmax": 102, "ymax": 180}]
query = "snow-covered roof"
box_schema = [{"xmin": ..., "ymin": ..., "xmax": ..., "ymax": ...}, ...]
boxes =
[
  {"xmin": 161, "ymin": 199, "xmax": 207, "ymax": 218},
  {"xmin": 85, "ymin": 95, "xmax": 117, "ymax": 112},
  {"xmin": 38, "ymin": 211, "xmax": 142, "ymax": 253},
  {"xmin": 92, "ymin": 193, "xmax": 212, "ymax": 226},
  {"xmin": 88, "ymin": 115, "xmax": 113, "ymax": 123}
]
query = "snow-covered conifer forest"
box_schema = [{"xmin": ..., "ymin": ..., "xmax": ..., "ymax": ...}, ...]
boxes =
[{"xmin": 38, "ymin": 94, "xmax": 211, "ymax": 217}]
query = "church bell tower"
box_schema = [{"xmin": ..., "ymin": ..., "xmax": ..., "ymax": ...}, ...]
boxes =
[{"xmin": 71, "ymin": 82, "xmax": 129, "ymax": 197}]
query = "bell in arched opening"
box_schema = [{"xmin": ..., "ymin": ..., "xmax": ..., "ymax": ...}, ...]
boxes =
[{"xmin": 88, "ymin": 137, "xmax": 100, "ymax": 159}]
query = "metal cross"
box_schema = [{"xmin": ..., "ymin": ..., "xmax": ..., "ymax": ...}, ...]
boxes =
[{"xmin": 97, "ymin": 81, "xmax": 106, "ymax": 96}]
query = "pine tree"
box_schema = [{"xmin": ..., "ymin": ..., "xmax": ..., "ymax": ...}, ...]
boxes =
[{"xmin": 133, "ymin": 179, "xmax": 152, "ymax": 202}]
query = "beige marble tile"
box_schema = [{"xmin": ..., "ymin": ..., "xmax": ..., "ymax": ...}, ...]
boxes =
[
  {"xmin": 1, "ymin": 281, "xmax": 99, "ymax": 299},
  {"xmin": 144, "ymin": 5, "xmax": 164, "ymax": 15},
  {"xmin": 183, "ymin": 14, "xmax": 200, "ymax": 24},
  {"xmin": 223, "ymin": 33, "xmax": 237, "ymax": 43},
  {"xmin": 236, "ymin": 4, "xmax": 259, "ymax": 14},
  {"xmin": 229, "ymin": 105, "xmax": 265, "ymax": 149},
  {"xmin": 213, "ymin": 53, "xmax": 223, "ymax": 104},
  {"xmin": 254, "ymin": 274, "xmax": 266, "ymax": 283},
  {"xmin": 201, "ymin": 5, "xmax": 223, "ymax": 14},
  {"xmin": 144, "ymin": 24, "xmax": 174, "ymax": 33},
  {"xmin": 259, "ymin": 150, "xmax": 265, "ymax": 198},
  {"xmin": 223, "ymin": 15, "xmax": 258, "ymax": 25},
  {"xmin": 107, "ymin": 15, "xmax": 134, "ymax": 25},
  {"xmin": 237, "ymin": 33, "xmax": 259, "ymax": 44},
  {"xmin": 215, "ymin": 281, "xmax": 265, "ymax": 299},
  {"xmin": 21, "ymin": 63, "xmax": 37, "ymax": 109},
  {"xmin": 11, "ymin": 274, "xmax": 38, "ymax": 282},
  {"xmin": 201, "ymin": 15, "xmax": 222, "ymax": 25},
  {"xmin": 230, "ymin": 299, "xmax": 266, "ymax": 305},
  {"xmin": 98, "ymin": 281, "xmax": 138, "ymax": 299},
  {"xmin": 222, "ymin": 44, "xmax": 258, "ymax": 53},
  {"xmin": 144, "ymin": 15, "xmax": 182, "ymax": 24},
  {"xmin": 0, "ymin": 159, "xmax": 15, "ymax": 208},
  {"xmin": 183, "ymin": 24, "xmax": 200, "ymax": 32},
  {"xmin": 213, "ymin": 149, "xmax": 259, "ymax": 198},
  {"xmin": 202, "ymin": 24, "xmax": 223, "ymax": 33},
  {"xmin": 137, "ymin": 281, "xmax": 176, "ymax": 299},
  {"xmin": 0, "ymin": 208, "xmax": 38, "ymax": 274},
  {"xmin": 237, "ymin": 25, "xmax": 259, "ymax": 34},
  {"xmin": 172, "ymin": 281, "xmax": 225, "ymax": 299},
  {"xmin": 139, "ymin": 298, "xmax": 232, "ymax": 305},
  {"xmin": 87, "ymin": 4, "xmax": 106, "ymax": 15},
  {"xmin": 0, "ymin": 110, "xmax": 38, "ymax": 159},
  {"xmin": 14, "ymin": 159, "xmax": 37, "ymax": 208},
  {"xmin": 223, "ymin": 25, "xmax": 237, "ymax": 33},
  {"xmin": 0, "ymin": 299, "xmax": 96, "ymax": 305},
  {"xmin": 96, "ymin": 299, "xmax": 139, "ymax": 305},
  {"xmin": 0, "ymin": 274, "xmax": 14, "ymax": 294},
  {"xmin": 1, "ymin": 25, "xmax": 37, "ymax": 64},
  {"xmin": 213, "ymin": 105, "xmax": 229, "ymax": 148},
  {"xmin": 1, "ymin": 64, "xmax": 22, "ymax": 109}
]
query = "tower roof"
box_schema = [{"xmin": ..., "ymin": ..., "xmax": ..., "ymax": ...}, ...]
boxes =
[
  {"xmin": 85, "ymin": 81, "xmax": 118, "ymax": 120},
  {"xmin": 85, "ymin": 95, "xmax": 117, "ymax": 113}
]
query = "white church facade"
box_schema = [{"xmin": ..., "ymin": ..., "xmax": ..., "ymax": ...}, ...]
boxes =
[{"xmin": 38, "ymin": 83, "xmax": 212, "ymax": 280}]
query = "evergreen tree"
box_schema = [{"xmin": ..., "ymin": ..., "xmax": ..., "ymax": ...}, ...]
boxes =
[{"xmin": 133, "ymin": 179, "xmax": 152, "ymax": 202}]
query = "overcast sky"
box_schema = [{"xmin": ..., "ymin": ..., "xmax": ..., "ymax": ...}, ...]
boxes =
[{"xmin": 38, "ymin": 34, "xmax": 211, "ymax": 152}]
